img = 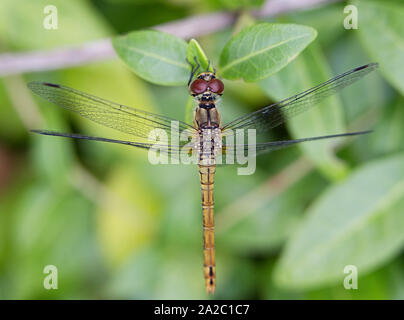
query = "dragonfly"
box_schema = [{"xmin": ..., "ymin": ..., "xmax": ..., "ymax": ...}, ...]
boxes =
[{"xmin": 28, "ymin": 62, "xmax": 378, "ymax": 295}]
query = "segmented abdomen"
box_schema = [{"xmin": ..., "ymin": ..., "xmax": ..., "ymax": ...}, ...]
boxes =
[{"xmin": 198, "ymin": 160, "xmax": 216, "ymax": 294}]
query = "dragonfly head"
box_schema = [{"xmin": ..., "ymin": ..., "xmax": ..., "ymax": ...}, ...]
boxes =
[{"xmin": 189, "ymin": 72, "xmax": 224, "ymax": 101}]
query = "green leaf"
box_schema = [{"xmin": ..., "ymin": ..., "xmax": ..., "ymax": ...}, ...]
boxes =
[
  {"xmin": 186, "ymin": 39, "xmax": 212, "ymax": 74},
  {"xmin": 259, "ymin": 43, "xmax": 347, "ymax": 181},
  {"xmin": 219, "ymin": 23, "xmax": 317, "ymax": 81},
  {"xmin": 113, "ymin": 30, "xmax": 189, "ymax": 85},
  {"xmin": 355, "ymin": 0, "xmax": 404, "ymax": 95},
  {"xmin": 273, "ymin": 152, "xmax": 404, "ymax": 290}
]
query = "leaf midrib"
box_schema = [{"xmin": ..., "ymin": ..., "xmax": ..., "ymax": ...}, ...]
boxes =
[
  {"xmin": 117, "ymin": 43, "xmax": 189, "ymax": 70},
  {"xmin": 221, "ymin": 33, "xmax": 312, "ymax": 73}
]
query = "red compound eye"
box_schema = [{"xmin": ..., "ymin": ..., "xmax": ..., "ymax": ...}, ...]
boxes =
[
  {"xmin": 190, "ymin": 79, "xmax": 208, "ymax": 94},
  {"xmin": 208, "ymin": 79, "xmax": 224, "ymax": 94}
]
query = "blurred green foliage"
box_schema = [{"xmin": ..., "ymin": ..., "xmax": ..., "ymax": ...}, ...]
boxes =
[{"xmin": 0, "ymin": 0, "xmax": 404, "ymax": 300}]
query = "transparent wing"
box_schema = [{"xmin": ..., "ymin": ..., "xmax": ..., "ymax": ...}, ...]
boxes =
[
  {"xmin": 215, "ymin": 130, "xmax": 371, "ymax": 165},
  {"xmin": 31, "ymin": 130, "xmax": 192, "ymax": 159},
  {"xmin": 28, "ymin": 82, "xmax": 196, "ymax": 140},
  {"xmin": 224, "ymin": 130, "xmax": 371, "ymax": 157},
  {"xmin": 221, "ymin": 63, "xmax": 378, "ymax": 138},
  {"xmin": 31, "ymin": 129, "xmax": 371, "ymax": 165}
]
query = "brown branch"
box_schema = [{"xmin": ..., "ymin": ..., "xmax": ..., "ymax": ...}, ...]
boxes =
[
  {"xmin": 0, "ymin": 39, "xmax": 114, "ymax": 77},
  {"xmin": 254, "ymin": 0, "xmax": 343, "ymax": 17},
  {"xmin": 0, "ymin": 0, "xmax": 342, "ymax": 77}
]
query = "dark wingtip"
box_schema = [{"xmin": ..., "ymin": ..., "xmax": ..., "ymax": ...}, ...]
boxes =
[
  {"xmin": 43, "ymin": 82, "xmax": 61, "ymax": 88},
  {"xmin": 349, "ymin": 129, "xmax": 373, "ymax": 136},
  {"xmin": 355, "ymin": 63, "xmax": 379, "ymax": 72},
  {"xmin": 354, "ymin": 65, "xmax": 367, "ymax": 72},
  {"xmin": 27, "ymin": 81, "xmax": 61, "ymax": 91}
]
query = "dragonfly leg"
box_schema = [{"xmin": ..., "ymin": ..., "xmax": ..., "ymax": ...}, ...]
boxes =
[{"xmin": 186, "ymin": 56, "xmax": 200, "ymax": 86}]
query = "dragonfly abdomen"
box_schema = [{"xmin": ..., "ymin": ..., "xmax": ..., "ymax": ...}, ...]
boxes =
[{"xmin": 198, "ymin": 158, "xmax": 216, "ymax": 294}]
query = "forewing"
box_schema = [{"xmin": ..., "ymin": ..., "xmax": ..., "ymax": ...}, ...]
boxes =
[
  {"xmin": 221, "ymin": 63, "xmax": 378, "ymax": 138},
  {"xmin": 28, "ymin": 82, "xmax": 196, "ymax": 140}
]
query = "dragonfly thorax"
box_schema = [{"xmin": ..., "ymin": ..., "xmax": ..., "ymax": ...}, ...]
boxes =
[{"xmin": 194, "ymin": 104, "xmax": 221, "ymax": 129}]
